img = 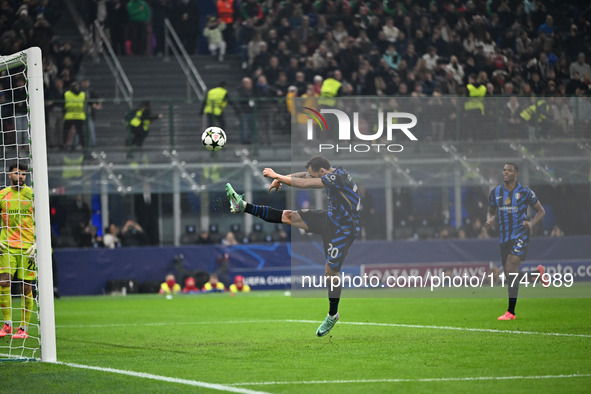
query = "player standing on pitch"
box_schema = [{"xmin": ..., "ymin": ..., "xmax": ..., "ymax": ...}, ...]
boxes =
[
  {"xmin": 485, "ymin": 163, "xmax": 545, "ymax": 320},
  {"xmin": 226, "ymin": 155, "xmax": 360, "ymax": 336},
  {"xmin": 0, "ymin": 161, "xmax": 37, "ymax": 339}
]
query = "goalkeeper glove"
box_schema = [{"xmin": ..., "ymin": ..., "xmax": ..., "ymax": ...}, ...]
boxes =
[
  {"xmin": 0, "ymin": 242, "xmax": 6, "ymax": 252},
  {"xmin": 25, "ymin": 244, "xmax": 37, "ymax": 263}
]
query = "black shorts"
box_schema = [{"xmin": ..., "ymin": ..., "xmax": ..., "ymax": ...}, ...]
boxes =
[
  {"xmin": 500, "ymin": 238, "xmax": 529, "ymax": 264},
  {"xmin": 298, "ymin": 209, "xmax": 357, "ymax": 271}
]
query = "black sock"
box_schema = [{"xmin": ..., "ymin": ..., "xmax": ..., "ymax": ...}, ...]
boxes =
[
  {"xmin": 507, "ymin": 272, "xmax": 525, "ymax": 315},
  {"xmin": 244, "ymin": 203, "xmax": 283, "ymax": 223},
  {"xmin": 329, "ymin": 298, "xmax": 340, "ymax": 316},
  {"xmin": 508, "ymin": 298, "xmax": 517, "ymax": 315},
  {"xmin": 328, "ymin": 282, "xmax": 342, "ymax": 316}
]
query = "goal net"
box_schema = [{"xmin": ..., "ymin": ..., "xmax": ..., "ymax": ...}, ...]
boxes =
[{"xmin": 0, "ymin": 47, "xmax": 55, "ymax": 362}]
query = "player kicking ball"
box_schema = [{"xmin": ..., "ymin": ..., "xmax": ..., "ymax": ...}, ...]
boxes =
[{"xmin": 226, "ymin": 155, "xmax": 360, "ymax": 337}]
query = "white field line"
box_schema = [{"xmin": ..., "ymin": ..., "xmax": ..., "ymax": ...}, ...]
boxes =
[
  {"xmin": 57, "ymin": 319, "xmax": 591, "ymax": 338},
  {"xmin": 54, "ymin": 362, "xmax": 271, "ymax": 394},
  {"xmin": 228, "ymin": 374, "xmax": 591, "ymax": 387}
]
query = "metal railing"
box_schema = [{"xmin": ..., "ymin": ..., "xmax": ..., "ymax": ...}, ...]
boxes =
[
  {"xmin": 163, "ymin": 18, "xmax": 207, "ymax": 101},
  {"xmin": 92, "ymin": 20, "xmax": 133, "ymax": 103}
]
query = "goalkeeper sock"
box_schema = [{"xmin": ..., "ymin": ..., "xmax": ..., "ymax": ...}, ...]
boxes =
[
  {"xmin": 0, "ymin": 286, "xmax": 11, "ymax": 324},
  {"xmin": 22, "ymin": 291, "xmax": 34, "ymax": 328},
  {"xmin": 244, "ymin": 203, "xmax": 283, "ymax": 223}
]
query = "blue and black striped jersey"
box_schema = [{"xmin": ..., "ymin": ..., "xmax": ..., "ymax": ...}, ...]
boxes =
[
  {"xmin": 321, "ymin": 167, "xmax": 361, "ymax": 236},
  {"xmin": 489, "ymin": 183, "xmax": 539, "ymax": 244}
]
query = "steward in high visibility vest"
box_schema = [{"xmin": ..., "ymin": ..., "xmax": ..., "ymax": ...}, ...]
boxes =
[
  {"xmin": 319, "ymin": 71, "xmax": 342, "ymax": 107},
  {"xmin": 520, "ymin": 98, "xmax": 550, "ymax": 138},
  {"xmin": 62, "ymin": 81, "xmax": 87, "ymax": 150},
  {"xmin": 520, "ymin": 99, "xmax": 549, "ymax": 123},
  {"xmin": 464, "ymin": 73, "xmax": 487, "ymax": 115},
  {"xmin": 127, "ymin": 101, "xmax": 164, "ymax": 147},
  {"xmin": 202, "ymin": 81, "xmax": 228, "ymax": 129}
]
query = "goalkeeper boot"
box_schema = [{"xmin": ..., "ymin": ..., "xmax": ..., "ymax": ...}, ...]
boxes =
[
  {"xmin": 316, "ymin": 313, "xmax": 339, "ymax": 337},
  {"xmin": 0, "ymin": 323, "xmax": 11, "ymax": 338},
  {"xmin": 497, "ymin": 311, "xmax": 516, "ymax": 320},
  {"xmin": 225, "ymin": 183, "xmax": 245, "ymax": 214},
  {"xmin": 12, "ymin": 327, "xmax": 28, "ymax": 339}
]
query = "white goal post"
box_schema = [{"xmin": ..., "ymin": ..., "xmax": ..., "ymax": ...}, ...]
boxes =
[{"xmin": 0, "ymin": 47, "xmax": 56, "ymax": 362}]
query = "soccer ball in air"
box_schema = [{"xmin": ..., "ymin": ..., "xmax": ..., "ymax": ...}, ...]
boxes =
[{"xmin": 201, "ymin": 127, "xmax": 227, "ymax": 151}]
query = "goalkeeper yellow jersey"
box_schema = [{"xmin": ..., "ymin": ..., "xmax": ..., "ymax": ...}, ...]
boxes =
[{"xmin": 0, "ymin": 185, "xmax": 35, "ymax": 249}]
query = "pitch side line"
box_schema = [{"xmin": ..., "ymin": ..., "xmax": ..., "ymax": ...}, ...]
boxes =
[
  {"xmin": 228, "ymin": 374, "xmax": 591, "ymax": 387},
  {"xmin": 57, "ymin": 319, "xmax": 591, "ymax": 338},
  {"xmin": 55, "ymin": 362, "xmax": 270, "ymax": 394}
]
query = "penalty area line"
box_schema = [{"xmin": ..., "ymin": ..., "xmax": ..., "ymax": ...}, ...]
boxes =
[
  {"xmin": 54, "ymin": 362, "xmax": 271, "ymax": 394},
  {"xmin": 284, "ymin": 319, "xmax": 591, "ymax": 338},
  {"xmin": 229, "ymin": 373, "xmax": 591, "ymax": 387}
]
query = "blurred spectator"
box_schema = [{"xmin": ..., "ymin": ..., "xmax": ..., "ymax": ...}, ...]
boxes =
[
  {"xmin": 502, "ymin": 96, "xmax": 525, "ymax": 139},
  {"xmin": 202, "ymin": 81, "xmax": 228, "ymax": 130},
  {"xmin": 127, "ymin": 0, "xmax": 151, "ymax": 56},
  {"xmin": 229, "ymin": 275, "xmax": 251, "ymax": 293},
  {"xmin": 238, "ymin": 18, "xmax": 257, "ymax": 69},
  {"xmin": 183, "ymin": 277, "xmax": 200, "ymax": 293},
  {"xmin": 214, "ymin": 252, "xmax": 230, "ymax": 285},
  {"xmin": 570, "ymin": 53, "xmax": 591, "ymax": 80},
  {"xmin": 103, "ymin": 223, "xmax": 122, "ymax": 249},
  {"xmin": 202, "ymin": 274, "xmax": 225, "ymax": 292},
  {"xmin": 121, "ymin": 218, "xmax": 147, "ymax": 246},
  {"xmin": 222, "ymin": 231, "xmax": 238, "ymax": 245},
  {"xmin": 171, "ymin": 0, "xmax": 198, "ymax": 55},
  {"xmin": 127, "ymin": 101, "xmax": 164, "ymax": 147},
  {"xmin": 233, "ymin": 77, "xmax": 256, "ymax": 144},
  {"xmin": 106, "ymin": 0, "xmax": 128, "ymax": 56},
  {"xmin": 196, "ymin": 228, "xmax": 213, "ymax": 244},
  {"xmin": 160, "ymin": 274, "xmax": 181, "ymax": 295},
  {"xmin": 203, "ymin": 16, "xmax": 226, "ymax": 62},
  {"xmin": 62, "ymin": 81, "xmax": 86, "ymax": 150},
  {"xmin": 216, "ymin": 0, "xmax": 235, "ymax": 54},
  {"xmin": 81, "ymin": 79, "xmax": 102, "ymax": 148},
  {"xmin": 272, "ymin": 224, "xmax": 288, "ymax": 242},
  {"xmin": 550, "ymin": 225, "xmax": 565, "ymax": 237},
  {"xmin": 77, "ymin": 224, "xmax": 103, "ymax": 248},
  {"xmin": 45, "ymin": 77, "xmax": 65, "ymax": 149},
  {"xmin": 67, "ymin": 194, "xmax": 91, "ymax": 239}
]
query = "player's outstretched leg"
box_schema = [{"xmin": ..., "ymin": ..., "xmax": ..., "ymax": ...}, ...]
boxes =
[
  {"xmin": 226, "ymin": 183, "xmax": 245, "ymax": 213},
  {"xmin": 225, "ymin": 183, "xmax": 285, "ymax": 224},
  {"xmin": 316, "ymin": 313, "xmax": 339, "ymax": 337}
]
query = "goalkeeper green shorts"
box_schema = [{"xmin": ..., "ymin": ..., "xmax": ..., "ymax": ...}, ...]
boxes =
[{"xmin": 0, "ymin": 246, "xmax": 37, "ymax": 281}]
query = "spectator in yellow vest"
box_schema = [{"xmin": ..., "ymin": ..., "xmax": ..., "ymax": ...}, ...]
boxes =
[
  {"xmin": 62, "ymin": 81, "xmax": 87, "ymax": 151},
  {"xmin": 159, "ymin": 273, "xmax": 181, "ymax": 295},
  {"xmin": 202, "ymin": 81, "xmax": 228, "ymax": 129},
  {"xmin": 128, "ymin": 101, "xmax": 163, "ymax": 147},
  {"xmin": 202, "ymin": 274, "xmax": 226, "ymax": 292}
]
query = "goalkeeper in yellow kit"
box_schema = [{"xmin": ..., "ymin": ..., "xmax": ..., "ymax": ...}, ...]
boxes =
[{"xmin": 0, "ymin": 162, "xmax": 36, "ymax": 339}]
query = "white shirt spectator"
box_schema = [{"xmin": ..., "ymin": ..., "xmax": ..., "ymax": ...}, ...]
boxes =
[
  {"xmin": 569, "ymin": 53, "xmax": 591, "ymax": 80},
  {"xmin": 445, "ymin": 56, "xmax": 465, "ymax": 85}
]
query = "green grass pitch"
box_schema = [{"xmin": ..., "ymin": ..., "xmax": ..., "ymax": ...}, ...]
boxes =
[{"xmin": 2, "ymin": 290, "xmax": 591, "ymax": 393}]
